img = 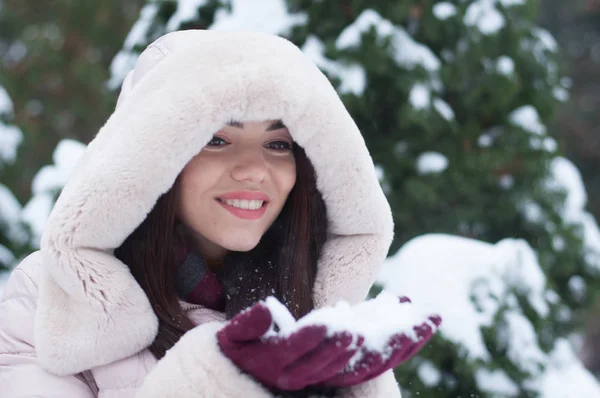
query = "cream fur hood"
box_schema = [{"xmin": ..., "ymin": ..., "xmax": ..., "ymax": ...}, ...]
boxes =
[{"xmin": 36, "ymin": 30, "xmax": 394, "ymax": 376}]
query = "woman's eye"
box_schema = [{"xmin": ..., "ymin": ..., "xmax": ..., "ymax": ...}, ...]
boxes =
[
  {"xmin": 207, "ymin": 136, "xmax": 228, "ymax": 147},
  {"xmin": 266, "ymin": 141, "xmax": 293, "ymax": 151}
]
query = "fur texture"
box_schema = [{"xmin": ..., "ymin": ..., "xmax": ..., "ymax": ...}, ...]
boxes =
[
  {"xmin": 36, "ymin": 30, "xmax": 394, "ymax": 379},
  {"xmin": 135, "ymin": 322, "xmax": 273, "ymax": 398}
]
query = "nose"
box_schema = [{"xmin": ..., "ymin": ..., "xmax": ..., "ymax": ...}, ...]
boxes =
[{"xmin": 230, "ymin": 149, "xmax": 268, "ymax": 183}]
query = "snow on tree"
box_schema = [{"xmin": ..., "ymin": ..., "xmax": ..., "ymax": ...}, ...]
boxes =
[
  {"xmin": 20, "ymin": 139, "xmax": 86, "ymax": 247},
  {"xmin": 0, "ymin": 136, "xmax": 85, "ymax": 298},
  {"xmin": 378, "ymin": 232, "xmax": 600, "ymax": 397},
  {"xmin": 0, "ymin": 84, "xmax": 26, "ymax": 272}
]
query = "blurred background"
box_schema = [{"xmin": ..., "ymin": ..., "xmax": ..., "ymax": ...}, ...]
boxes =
[{"xmin": 1, "ymin": 0, "xmax": 599, "ymax": 396}]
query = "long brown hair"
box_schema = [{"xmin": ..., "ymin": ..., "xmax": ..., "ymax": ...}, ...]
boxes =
[{"xmin": 114, "ymin": 143, "xmax": 328, "ymax": 359}]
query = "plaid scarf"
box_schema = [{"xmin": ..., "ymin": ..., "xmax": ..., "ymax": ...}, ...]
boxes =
[{"xmin": 175, "ymin": 249, "xmax": 226, "ymax": 312}]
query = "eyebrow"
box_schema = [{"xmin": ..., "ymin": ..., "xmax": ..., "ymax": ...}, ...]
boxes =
[{"xmin": 227, "ymin": 120, "xmax": 286, "ymax": 131}]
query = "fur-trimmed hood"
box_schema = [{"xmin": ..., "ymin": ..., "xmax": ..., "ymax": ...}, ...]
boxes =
[{"xmin": 36, "ymin": 30, "xmax": 394, "ymax": 376}]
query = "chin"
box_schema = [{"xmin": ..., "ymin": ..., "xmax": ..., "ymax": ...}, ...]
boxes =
[{"xmin": 223, "ymin": 237, "xmax": 262, "ymax": 253}]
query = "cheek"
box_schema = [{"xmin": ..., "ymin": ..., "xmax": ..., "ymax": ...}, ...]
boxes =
[
  {"xmin": 176, "ymin": 178, "xmax": 198, "ymax": 224},
  {"xmin": 276, "ymin": 160, "xmax": 297, "ymax": 195},
  {"xmin": 181, "ymin": 157, "xmax": 219, "ymax": 190},
  {"xmin": 177, "ymin": 163, "xmax": 215, "ymax": 214}
]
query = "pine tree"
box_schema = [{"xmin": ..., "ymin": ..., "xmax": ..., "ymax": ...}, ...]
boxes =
[{"xmin": 96, "ymin": 0, "xmax": 600, "ymax": 395}]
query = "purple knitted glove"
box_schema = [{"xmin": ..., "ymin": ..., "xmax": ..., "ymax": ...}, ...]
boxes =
[
  {"xmin": 217, "ymin": 302, "xmax": 363, "ymax": 392},
  {"xmin": 320, "ymin": 296, "xmax": 442, "ymax": 388}
]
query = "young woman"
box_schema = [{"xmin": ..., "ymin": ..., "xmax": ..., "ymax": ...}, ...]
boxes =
[{"xmin": 0, "ymin": 30, "xmax": 440, "ymax": 397}]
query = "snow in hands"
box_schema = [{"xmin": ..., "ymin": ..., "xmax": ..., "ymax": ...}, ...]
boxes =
[{"xmin": 263, "ymin": 291, "xmax": 441, "ymax": 367}]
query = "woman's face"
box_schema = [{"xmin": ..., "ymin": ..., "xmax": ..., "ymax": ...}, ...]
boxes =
[{"xmin": 176, "ymin": 120, "xmax": 296, "ymax": 265}]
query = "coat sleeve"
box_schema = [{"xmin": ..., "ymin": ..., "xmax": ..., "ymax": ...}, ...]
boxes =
[
  {"xmin": 0, "ymin": 252, "xmax": 96, "ymax": 398},
  {"xmin": 135, "ymin": 321, "xmax": 273, "ymax": 398},
  {"xmin": 337, "ymin": 370, "xmax": 402, "ymax": 398}
]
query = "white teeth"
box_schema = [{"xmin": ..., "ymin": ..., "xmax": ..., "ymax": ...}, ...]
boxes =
[{"xmin": 219, "ymin": 199, "xmax": 264, "ymax": 210}]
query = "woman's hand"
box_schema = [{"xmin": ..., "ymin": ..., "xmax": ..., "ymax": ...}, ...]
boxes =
[
  {"xmin": 217, "ymin": 294, "xmax": 442, "ymax": 392},
  {"xmin": 320, "ymin": 297, "xmax": 441, "ymax": 388},
  {"xmin": 217, "ymin": 302, "xmax": 362, "ymax": 392}
]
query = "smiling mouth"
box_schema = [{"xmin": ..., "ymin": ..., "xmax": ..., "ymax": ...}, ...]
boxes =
[{"xmin": 215, "ymin": 198, "xmax": 269, "ymax": 220}]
